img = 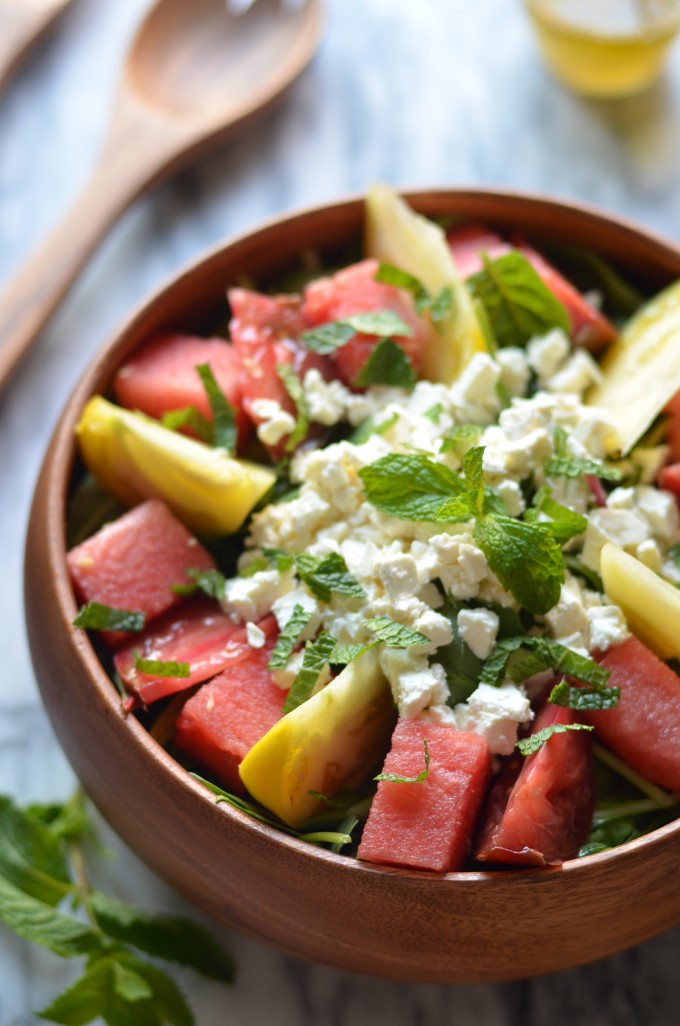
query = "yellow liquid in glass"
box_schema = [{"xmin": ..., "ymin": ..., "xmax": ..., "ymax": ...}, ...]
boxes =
[{"xmin": 526, "ymin": 0, "xmax": 680, "ymax": 97}]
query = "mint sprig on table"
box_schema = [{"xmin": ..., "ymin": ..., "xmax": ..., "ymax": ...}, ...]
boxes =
[
  {"xmin": 0, "ymin": 791, "xmax": 234, "ymax": 1025},
  {"xmin": 359, "ymin": 448, "xmax": 565, "ymax": 615}
]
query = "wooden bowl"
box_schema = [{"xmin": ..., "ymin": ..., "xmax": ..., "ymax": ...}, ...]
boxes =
[{"xmin": 24, "ymin": 190, "xmax": 680, "ymax": 983}]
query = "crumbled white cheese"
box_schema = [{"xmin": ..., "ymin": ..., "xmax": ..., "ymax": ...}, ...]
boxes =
[
  {"xmin": 454, "ymin": 682, "xmax": 533, "ymax": 756},
  {"xmin": 546, "ymin": 349, "xmax": 603, "ymax": 397},
  {"xmin": 245, "ymin": 622, "xmax": 267, "ymax": 649},
  {"xmin": 635, "ymin": 539, "xmax": 663, "ymax": 575},
  {"xmin": 496, "ymin": 347, "xmax": 530, "ymax": 398},
  {"xmin": 222, "ymin": 567, "xmax": 296, "ymax": 622},
  {"xmin": 587, "ymin": 605, "xmax": 629, "ymax": 652},
  {"xmin": 581, "ymin": 508, "xmax": 651, "ymax": 573},
  {"xmin": 270, "ymin": 587, "xmax": 322, "ymax": 640},
  {"xmin": 302, "ymin": 368, "xmax": 352, "ymax": 426},
  {"xmin": 379, "ymin": 649, "xmax": 449, "ymax": 719},
  {"xmin": 456, "ymin": 608, "xmax": 499, "ymax": 660},
  {"xmin": 634, "ymin": 485, "xmax": 679, "ymax": 541},
  {"xmin": 527, "ymin": 329, "xmax": 570, "ymax": 382},
  {"xmin": 250, "ymin": 399, "xmax": 296, "ymax": 446}
]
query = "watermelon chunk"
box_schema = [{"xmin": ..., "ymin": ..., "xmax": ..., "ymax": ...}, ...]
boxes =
[
  {"xmin": 67, "ymin": 499, "xmax": 215, "ymax": 646},
  {"xmin": 475, "ymin": 703, "xmax": 596, "ymax": 867},
  {"xmin": 357, "ymin": 720, "xmax": 491, "ymax": 872},
  {"xmin": 585, "ymin": 636, "xmax": 680, "ymax": 795},
  {"xmin": 112, "ymin": 334, "xmax": 250, "ymax": 448},
  {"xmin": 302, "ymin": 259, "xmax": 430, "ymax": 387},
  {"xmin": 114, "ymin": 599, "xmax": 278, "ymax": 705},
  {"xmin": 447, "ymin": 224, "xmax": 617, "ymax": 351},
  {"xmin": 174, "ymin": 653, "xmax": 286, "ymax": 794},
  {"xmin": 228, "ymin": 288, "xmax": 333, "ymax": 455}
]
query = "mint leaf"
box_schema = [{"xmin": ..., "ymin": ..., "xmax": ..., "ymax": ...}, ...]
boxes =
[
  {"xmin": 261, "ymin": 547, "xmax": 296, "ymax": 572},
  {"xmin": 329, "ymin": 642, "xmax": 376, "ymax": 666},
  {"xmin": 134, "ymin": 657, "xmax": 190, "ymax": 679},
  {"xmin": 545, "ymin": 455, "xmax": 623, "ymax": 482},
  {"xmin": 375, "ymin": 739, "xmax": 430, "ymax": 783},
  {"xmin": 517, "ymin": 722, "xmax": 593, "ymax": 756},
  {"xmin": 350, "ymin": 412, "xmax": 399, "ymax": 445},
  {"xmin": 160, "ymin": 406, "xmax": 213, "ymax": 444},
  {"xmin": 480, "ymin": 636, "xmax": 610, "ymax": 689},
  {"xmin": 345, "ymin": 310, "xmax": 411, "ymax": 337},
  {"xmin": 425, "ymin": 403, "xmax": 443, "ymax": 422},
  {"xmin": 0, "ymin": 875, "xmax": 100, "ymax": 958},
  {"xmin": 173, "ymin": 568, "xmax": 227, "ymax": 600},
  {"xmin": 467, "ymin": 251, "xmax": 570, "ymax": 348},
  {"xmin": 275, "ymin": 364, "xmax": 309, "ymax": 452},
  {"xmin": 73, "ymin": 603, "xmax": 145, "ymax": 633},
  {"xmin": 549, "ymin": 681, "xmax": 621, "ymax": 710},
  {"xmin": 524, "ymin": 488, "xmax": 588, "ymax": 543},
  {"xmin": 268, "ymin": 604, "xmax": 312, "ymax": 669},
  {"xmin": 300, "ymin": 322, "xmax": 355, "ymax": 354},
  {"xmin": 359, "ymin": 453, "xmax": 467, "ymax": 520},
  {"xmin": 194, "ymin": 363, "xmax": 237, "ymax": 455},
  {"xmin": 238, "ymin": 556, "xmax": 270, "ymax": 578},
  {"xmin": 295, "ymin": 552, "xmax": 366, "ymax": 602},
  {"xmin": 440, "ymin": 423, "xmax": 483, "ymax": 454},
  {"xmin": 474, "ymin": 515, "xmax": 564, "ymax": 615},
  {"xmin": 0, "ymin": 797, "xmax": 73, "ymax": 906},
  {"xmin": 28, "ymin": 793, "xmax": 89, "ymax": 844},
  {"xmin": 301, "ymin": 309, "xmax": 411, "ymax": 354},
  {"xmin": 563, "ymin": 555, "xmax": 604, "ymax": 592},
  {"xmin": 282, "ymin": 632, "xmax": 337, "ymax": 713},
  {"xmin": 355, "ymin": 338, "xmax": 416, "ymax": 389},
  {"xmin": 90, "ymin": 892, "xmax": 234, "ymax": 983},
  {"xmin": 364, "ymin": 616, "xmax": 430, "ymax": 648},
  {"xmin": 374, "ymin": 264, "xmax": 453, "ymax": 323}
]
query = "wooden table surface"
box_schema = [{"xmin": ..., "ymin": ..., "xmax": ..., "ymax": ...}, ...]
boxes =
[{"xmin": 2, "ymin": 0, "xmax": 680, "ymax": 1021}]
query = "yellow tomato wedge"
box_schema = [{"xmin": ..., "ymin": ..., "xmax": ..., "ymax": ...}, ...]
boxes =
[
  {"xmin": 365, "ymin": 183, "xmax": 486, "ymax": 383},
  {"xmin": 239, "ymin": 649, "xmax": 396, "ymax": 828},
  {"xmin": 600, "ymin": 542, "xmax": 680, "ymax": 660},
  {"xmin": 588, "ymin": 278, "xmax": 680, "ymax": 455},
  {"xmin": 75, "ymin": 396, "xmax": 275, "ymax": 536}
]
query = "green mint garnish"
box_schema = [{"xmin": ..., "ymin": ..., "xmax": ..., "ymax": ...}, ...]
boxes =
[
  {"xmin": 545, "ymin": 455, "xmax": 623, "ymax": 482},
  {"xmin": 268, "ymin": 604, "xmax": 312, "ymax": 670},
  {"xmin": 238, "ymin": 556, "xmax": 270, "ymax": 578},
  {"xmin": 354, "ymin": 337, "xmax": 416, "ymax": 390},
  {"xmin": 282, "ymin": 632, "xmax": 337, "ymax": 714},
  {"xmin": 262, "ymin": 549, "xmax": 365, "ymax": 603},
  {"xmin": 517, "ymin": 722, "xmax": 594, "ymax": 756},
  {"xmin": 350, "ymin": 412, "xmax": 399, "ymax": 445},
  {"xmin": 329, "ymin": 641, "xmax": 376, "ymax": 666},
  {"xmin": 195, "ymin": 363, "xmax": 238, "ymax": 454},
  {"xmin": 440, "ymin": 423, "xmax": 483, "ymax": 454},
  {"xmin": 549, "ymin": 681, "xmax": 620, "ymax": 710},
  {"xmin": 363, "ymin": 616, "xmax": 430, "ymax": 649},
  {"xmin": 425, "ymin": 403, "xmax": 443, "ymax": 422},
  {"xmin": 480, "ymin": 636, "xmax": 610, "ymax": 689},
  {"xmin": 72, "ymin": 603, "xmax": 145, "ymax": 633},
  {"xmin": 359, "ymin": 452, "xmax": 470, "ymax": 521},
  {"xmin": 172, "ymin": 567, "xmax": 227, "ymax": 600},
  {"xmin": 563, "ymin": 555, "xmax": 604, "ymax": 592},
  {"xmin": 523, "ymin": 487, "xmax": 588, "ymax": 542},
  {"xmin": 134, "ymin": 657, "xmax": 190, "ymax": 679},
  {"xmin": 473, "ymin": 515, "xmax": 564, "ymax": 616},
  {"xmin": 374, "ymin": 264, "xmax": 453, "ymax": 323},
  {"xmin": 375, "ymin": 739, "xmax": 430, "ymax": 783},
  {"xmin": 466, "ymin": 251, "xmax": 570, "ymax": 348},
  {"xmin": 275, "ymin": 364, "xmax": 309, "ymax": 452},
  {"xmin": 160, "ymin": 405, "xmax": 213, "ymax": 443},
  {"xmin": 301, "ymin": 309, "xmax": 411, "ymax": 355}
]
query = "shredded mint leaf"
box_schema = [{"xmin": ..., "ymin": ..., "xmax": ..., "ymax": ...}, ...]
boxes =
[
  {"xmin": 160, "ymin": 406, "xmax": 213, "ymax": 444},
  {"xmin": 563, "ymin": 555, "xmax": 604, "ymax": 592},
  {"xmin": 73, "ymin": 603, "xmax": 145, "ymax": 633},
  {"xmin": 0, "ymin": 875, "xmax": 100, "ymax": 959},
  {"xmin": 134, "ymin": 657, "xmax": 190, "ymax": 679},
  {"xmin": 238, "ymin": 556, "xmax": 270, "ymax": 578},
  {"xmin": 364, "ymin": 616, "xmax": 430, "ymax": 649},
  {"xmin": 481, "ymin": 636, "xmax": 610, "ymax": 689},
  {"xmin": 329, "ymin": 641, "xmax": 376, "ymax": 666},
  {"xmin": 275, "ymin": 364, "xmax": 309, "ymax": 452},
  {"xmin": 194, "ymin": 363, "xmax": 237, "ymax": 455},
  {"xmin": 261, "ymin": 547, "xmax": 296, "ymax": 572},
  {"xmin": 302, "ymin": 309, "xmax": 411, "ymax": 354},
  {"xmin": 524, "ymin": 488, "xmax": 588, "ymax": 543},
  {"xmin": 173, "ymin": 568, "xmax": 227, "ymax": 600},
  {"xmin": 90, "ymin": 892, "xmax": 234, "ymax": 983},
  {"xmin": 425, "ymin": 403, "xmax": 443, "ymax": 422},
  {"xmin": 374, "ymin": 263, "xmax": 453, "ymax": 323},
  {"xmin": 375, "ymin": 739, "xmax": 430, "ymax": 783},
  {"xmin": 440, "ymin": 423, "xmax": 483, "ymax": 454},
  {"xmin": 549, "ymin": 681, "xmax": 621, "ymax": 710},
  {"xmin": 359, "ymin": 453, "xmax": 467, "ymax": 520},
  {"xmin": 295, "ymin": 552, "xmax": 366, "ymax": 602},
  {"xmin": 268, "ymin": 605, "xmax": 312, "ymax": 670},
  {"xmin": 467, "ymin": 251, "xmax": 570, "ymax": 348},
  {"xmin": 355, "ymin": 337, "xmax": 416, "ymax": 389},
  {"xmin": 474, "ymin": 515, "xmax": 564, "ymax": 615},
  {"xmin": 282, "ymin": 632, "xmax": 337, "ymax": 714},
  {"xmin": 350, "ymin": 412, "xmax": 399, "ymax": 444},
  {"xmin": 517, "ymin": 722, "xmax": 593, "ymax": 756},
  {"xmin": 427, "ymin": 286, "xmax": 454, "ymax": 323},
  {"xmin": 545, "ymin": 455, "xmax": 623, "ymax": 482}
]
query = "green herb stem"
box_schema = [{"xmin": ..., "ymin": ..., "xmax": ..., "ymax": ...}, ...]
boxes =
[
  {"xmin": 593, "ymin": 796, "xmax": 679, "ymax": 823},
  {"xmin": 593, "ymin": 743, "xmax": 674, "ymax": 804}
]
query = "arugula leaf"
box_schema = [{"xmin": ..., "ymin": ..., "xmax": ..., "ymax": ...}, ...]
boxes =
[
  {"xmin": 160, "ymin": 406, "xmax": 213, "ymax": 444},
  {"xmin": 350, "ymin": 412, "xmax": 399, "ymax": 445},
  {"xmin": 545, "ymin": 455, "xmax": 623, "ymax": 482},
  {"xmin": 0, "ymin": 797, "xmax": 73, "ymax": 906},
  {"xmin": 282, "ymin": 632, "xmax": 337, "ymax": 714},
  {"xmin": 301, "ymin": 309, "xmax": 411, "ymax": 354},
  {"xmin": 474, "ymin": 515, "xmax": 564, "ymax": 615},
  {"xmin": 0, "ymin": 875, "xmax": 100, "ymax": 958},
  {"xmin": 517, "ymin": 722, "xmax": 593, "ymax": 756},
  {"xmin": 375, "ymin": 739, "xmax": 430, "ymax": 783},
  {"xmin": 275, "ymin": 364, "xmax": 309, "ymax": 452},
  {"xmin": 359, "ymin": 453, "xmax": 468, "ymax": 520},
  {"xmin": 134, "ymin": 657, "xmax": 190, "ymax": 679},
  {"xmin": 467, "ymin": 251, "xmax": 570, "ymax": 348},
  {"xmin": 268, "ymin": 604, "xmax": 312, "ymax": 669},
  {"xmin": 90, "ymin": 893, "xmax": 234, "ymax": 983},
  {"xmin": 295, "ymin": 552, "xmax": 366, "ymax": 602},
  {"xmin": 549, "ymin": 681, "xmax": 621, "ymax": 710},
  {"xmin": 194, "ymin": 363, "xmax": 237, "ymax": 455},
  {"xmin": 523, "ymin": 488, "xmax": 588, "ymax": 542},
  {"xmin": 73, "ymin": 603, "xmax": 145, "ymax": 633},
  {"xmin": 563, "ymin": 554, "xmax": 604, "ymax": 592},
  {"xmin": 363, "ymin": 616, "xmax": 430, "ymax": 648},
  {"xmin": 355, "ymin": 338, "xmax": 416, "ymax": 389}
]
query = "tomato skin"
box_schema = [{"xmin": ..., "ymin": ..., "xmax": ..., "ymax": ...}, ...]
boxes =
[
  {"xmin": 586, "ymin": 636, "xmax": 680, "ymax": 796},
  {"xmin": 447, "ymin": 224, "xmax": 617, "ymax": 351},
  {"xmin": 475, "ymin": 703, "xmax": 596, "ymax": 867},
  {"xmin": 302, "ymin": 259, "xmax": 429, "ymax": 387},
  {"xmin": 659, "ymin": 462, "xmax": 680, "ymax": 496},
  {"xmin": 113, "ymin": 333, "xmax": 250, "ymax": 448}
]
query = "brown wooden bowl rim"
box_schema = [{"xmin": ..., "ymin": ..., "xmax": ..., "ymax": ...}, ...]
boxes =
[{"xmin": 35, "ymin": 186, "xmax": 680, "ymax": 888}]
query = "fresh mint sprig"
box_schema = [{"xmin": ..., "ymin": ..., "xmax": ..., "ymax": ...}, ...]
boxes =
[
  {"xmin": 261, "ymin": 548, "xmax": 366, "ymax": 603},
  {"xmin": 0, "ymin": 792, "xmax": 234, "ymax": 1025},
  {"xmin": 354, "ymin": 337, "xmax": 416, "ymax": 389},
  {"xmin": 480, "ymin": 636, "xmax": 611, "ymax": 690}
]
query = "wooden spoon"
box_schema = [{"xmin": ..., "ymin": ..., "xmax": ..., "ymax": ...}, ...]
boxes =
[
  {"xmin": 0, "ymin": 0, "xmax": 323, "ymax": 389},
  {"xmin": 0, "ymin": 0, "xmax": 74, "ymax": 89}
]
